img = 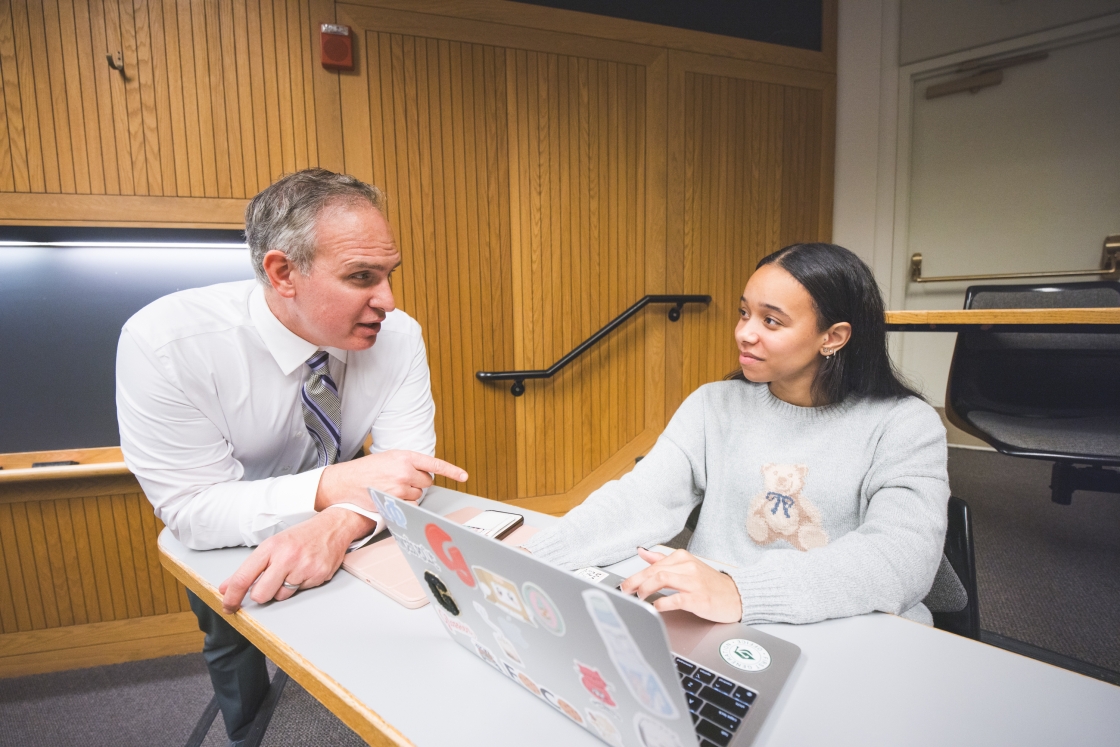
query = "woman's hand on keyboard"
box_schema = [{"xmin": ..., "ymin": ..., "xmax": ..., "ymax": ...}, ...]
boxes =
[{"xmin": 620, "ymin": 547, "xmax": 742, "ymax": 623}]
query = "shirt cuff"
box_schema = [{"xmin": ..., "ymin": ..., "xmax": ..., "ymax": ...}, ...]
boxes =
[
  {"xmin": 245, "ymin": 466, "xmax": 326, "ymax": 543},
  {"xmin": 323, "ymin": 502, "xmax": 387, "ymax": 551}
]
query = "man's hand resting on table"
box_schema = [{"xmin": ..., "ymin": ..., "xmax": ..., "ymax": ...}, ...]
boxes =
[
  {"xmin": 620, "ymin": 547, "xmax": 743, "ymax": 624},
  {"xmin": 220, "ymin": 449, "xmax": 468, "ymax": 613}
]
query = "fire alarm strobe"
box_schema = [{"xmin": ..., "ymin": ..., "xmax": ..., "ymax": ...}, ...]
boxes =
[{"xmin": 321, "ymin": 23, "xmax": 353, "ymax": 71}]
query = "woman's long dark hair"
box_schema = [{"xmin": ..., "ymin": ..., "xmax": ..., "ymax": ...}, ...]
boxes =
[{"xmin": 731, "ymin": 242, "xmax": 921, "ymax": 405}]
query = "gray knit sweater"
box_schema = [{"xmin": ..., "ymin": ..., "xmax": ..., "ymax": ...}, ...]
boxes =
[{"xmin": 524, "ymin": 380, "xmax": 950, "ymax": 625}]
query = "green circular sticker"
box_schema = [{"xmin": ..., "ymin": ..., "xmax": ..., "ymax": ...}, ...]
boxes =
[{"xmin": 718, "ymin": 638, "xmax": 771, "ymax": 672}]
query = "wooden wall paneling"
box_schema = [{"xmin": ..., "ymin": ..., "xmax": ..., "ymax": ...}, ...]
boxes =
[
  {"xmin": 102, "ymin": 0, "xmax": 134, "ymax": 194},
  {"xmin": 29, "ymin": 0, "xmax": 67, "ymax": 192},
  {"xmin": 0, "ymin": 6, "xmax": 11, "ymax": 192},
  {"xmin": 52, "ymin": 497, "xmax": 89, "ymax": 625},
  {"xmin": 309, "ymin": 0, "xmax": 343, "ymax": 172},
  {"xmin": 228, "ymin": 0, "xmax": 255, "ymax": 194},
  {"xmin": 200, "ymin": 0, "xmax": 230, "ymax": 198},
  {"xmin": 37, "ymin": 499, "xmax": 73, "ymax": 627},
  {"xmin": 119, "ymin": 0, "xmax": 151, "ymax": 195},
  {"xmin": 87, "ymin": 0, "xmax": 118, "ymax": 194},
  {"xmin": 0, "ymin": 2, "xmax": 21, "ymax": 191},
  {"xmin": 668, "ymin": 51, "xmax": 835, "ymax": 410},
  {"xmin": 0, "ymin": 503, "xmax": 30, "ymax": 633},
  {"xmin": 341, "ymin": 0, "xmax": 837, "ymax": 74},
  {"xmin": 337, "ymin": 4, "xmax": 665, "ymax": 507},
  {"xmin": 0, "ymin": 472, "xmax": 193, "ymax": 648},
  {"xmin": 185, "ymin": 0, "xmax": 216, "ymax": 196},
  {"xmin": 10, "ymin": 0, "xmax": 48, "ymax": 191},
  {"xmin": 245, "ymin": 0, "xmax": 274, "ymax": 189},
  {"xmin": 144, "ymin": 0, "xmax": 175, "ymax": 194},
  {"xmin": 69, "ymin": 0, "xmax": 106, "ymax": 194},
  {"xmin": 47, "ymin": 0, "xmax": 85, "ymax": 195}
]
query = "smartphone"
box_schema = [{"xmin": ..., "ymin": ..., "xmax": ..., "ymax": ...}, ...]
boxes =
[{"xmin": 462, "ymin": 510, "xmax": 524, "ymax": 540}]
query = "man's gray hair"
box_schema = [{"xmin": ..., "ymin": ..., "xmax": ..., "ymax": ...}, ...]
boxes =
[{"xmin": 244, "ymin": 169, "xmax": 385, "ymax": 284}]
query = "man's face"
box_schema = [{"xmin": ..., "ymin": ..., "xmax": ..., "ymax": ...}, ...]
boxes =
[{"xmin": 288, "ymin": 202, "xmax": 401, "ymax": 350}]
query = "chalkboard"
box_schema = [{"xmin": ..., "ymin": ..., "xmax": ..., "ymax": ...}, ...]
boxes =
[{"xmin": 0, "ymin": 227, "xmax": 254, "ymax": 454}]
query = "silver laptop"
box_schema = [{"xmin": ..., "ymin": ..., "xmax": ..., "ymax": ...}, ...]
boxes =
[{"xmin": 371, "ymin": 490, "xmax": 800, "ymax": 747}]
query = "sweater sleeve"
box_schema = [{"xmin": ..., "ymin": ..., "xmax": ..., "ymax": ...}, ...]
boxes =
[
  {"xmin": 728, "ymin": 399, "xmax": 950, "ymax": 625},
  {"xmin": 522, "ymin": 389, "xmax": 710, "ymax": 568}
]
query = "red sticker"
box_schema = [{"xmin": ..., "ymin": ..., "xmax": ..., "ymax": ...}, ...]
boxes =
[
  {"xmin": 576, "ymin": 661, "xmax": 617, "ymax": 708},
  {"xmin": 425, "ymin": 523, "xmax": 475, "ymax": 587}
]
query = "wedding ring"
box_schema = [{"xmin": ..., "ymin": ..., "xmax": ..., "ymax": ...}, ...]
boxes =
[{"xmin": 282, "ymin": 581, "xmax": 300, "ymax": 591}]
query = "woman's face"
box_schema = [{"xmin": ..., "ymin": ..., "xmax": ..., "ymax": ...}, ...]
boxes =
[{"xmin": 734, "ymin": 264, "xmax": 848, "ymax": 405}]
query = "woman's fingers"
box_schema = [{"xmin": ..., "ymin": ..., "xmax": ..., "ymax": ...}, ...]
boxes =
[{"xmin": 634, "ymin": 569, "xmax": 693, "ymax": 601}]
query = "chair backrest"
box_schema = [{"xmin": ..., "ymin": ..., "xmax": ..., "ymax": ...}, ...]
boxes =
[
  {"xmin": 928, "ymin": 495, "xmax": 980, "ymax": 640},
  {"xmin": 946, "ymin": 281, "xmax": 1120, "ymax": 433}
]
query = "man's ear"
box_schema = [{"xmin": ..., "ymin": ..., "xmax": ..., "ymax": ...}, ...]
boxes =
[
  {"xmin": 262, "ymin": 250, "xmax": 297, "ymax": 298},
  {"xmin": 823, "ymin": 321, "xmax": 852, "ymax": 353}
]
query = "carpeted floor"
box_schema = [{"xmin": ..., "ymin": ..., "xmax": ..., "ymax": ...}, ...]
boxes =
[
  {"xmin": 0, "ymin": 655, "xmax": 364, "ymax": 747},
  {"xmin": 947, "ymin": 447, "xmax": 1120, "ymax": 674},
  {"xmin": 1, "ymin": 446, "xmax": 1116, "ymax": 746}
]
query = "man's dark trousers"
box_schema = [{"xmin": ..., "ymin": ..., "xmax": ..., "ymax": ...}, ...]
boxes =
[{"xmin": 187, "ymin": 590, "xmax": 271, "ymax": 742}]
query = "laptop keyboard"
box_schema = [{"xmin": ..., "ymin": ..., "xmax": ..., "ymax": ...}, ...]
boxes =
[{"xmin": 675, "ymin": 656, "xmax": 756, "ymax": 747}]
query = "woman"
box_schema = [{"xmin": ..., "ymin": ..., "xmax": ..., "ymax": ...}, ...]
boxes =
[{"xmin": 523, "ymin": 243, "xmax": 949, "ymax": 625}]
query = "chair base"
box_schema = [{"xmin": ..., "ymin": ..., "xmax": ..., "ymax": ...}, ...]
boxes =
[{"xmin": 1050, "ymin": 463, "xmax": 1120, "ymax": 505}]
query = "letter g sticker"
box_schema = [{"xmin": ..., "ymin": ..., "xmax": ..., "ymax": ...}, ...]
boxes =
[{"xmin": 425, "ymin": 523, "xmax": 475, "ymax": 587}]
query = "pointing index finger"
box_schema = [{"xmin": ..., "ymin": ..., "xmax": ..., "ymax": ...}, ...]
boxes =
[{"xmin": 411, "ymin": 453, "xmax": 468, "ymax": 482}]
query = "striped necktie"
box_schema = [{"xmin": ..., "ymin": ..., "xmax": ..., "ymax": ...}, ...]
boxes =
[{"xmin": 302, "ymin": 351, "xmax": 341, "ymax": 468}]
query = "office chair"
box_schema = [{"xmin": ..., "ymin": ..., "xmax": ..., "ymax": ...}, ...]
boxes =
[
  {"xmin": 682, "ymin": 495, "xmax": 980, "ymax": 639},
  {"xmin": 944, "ymin": 281, "xmax": 1120, "ymax": 504}
]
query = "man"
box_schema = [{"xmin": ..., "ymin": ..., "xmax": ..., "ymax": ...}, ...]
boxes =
[{"xmin": 116, "ymin": 169, "xmax": 466, "ymax": 745}]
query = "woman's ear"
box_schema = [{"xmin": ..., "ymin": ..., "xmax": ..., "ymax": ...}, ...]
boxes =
[{"xmin": 821, "ymin": 321, "xmax": 852, "ymax": 355}]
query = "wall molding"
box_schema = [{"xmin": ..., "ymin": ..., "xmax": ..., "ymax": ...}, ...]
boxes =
[
  {"xmin": 0, "ymin": 612, "xmax": 202, "ymax": 679},
  {"xmin": 0, "ymin": 194, "xmax": 248, "ymax": 228}
]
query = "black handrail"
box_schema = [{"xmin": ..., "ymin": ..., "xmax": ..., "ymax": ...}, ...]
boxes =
[{"xmin": 476, "ymin": 294, "xmax": 711, "ymax": 396}]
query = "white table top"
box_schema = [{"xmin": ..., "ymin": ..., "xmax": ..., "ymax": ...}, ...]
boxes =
[{"xmin": 159, "ymin": 487, "xmax": 1120, "ymax": 746}]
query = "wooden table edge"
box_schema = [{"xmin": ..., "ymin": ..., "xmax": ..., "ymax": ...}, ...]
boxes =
[
  {"xmin": 884, "ymin": 308, "xmax": 1120, "ymax": 324},
  {"xmin": 158, "ymin": 542, "xmax": 415, "ymax": 747},
  {"xmin": 0, "ymin": 462, "xmax": 131, "ymax": 484}
]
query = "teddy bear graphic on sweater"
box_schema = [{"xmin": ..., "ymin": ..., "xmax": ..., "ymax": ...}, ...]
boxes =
[{"xmin": 746, "ymin": 463, "xmax": 829, "ymax": 552}]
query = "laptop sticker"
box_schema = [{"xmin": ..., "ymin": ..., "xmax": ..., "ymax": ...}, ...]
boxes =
[
  {"xmin": 575, "ymin": 661, "xmax": 617, "ymax": 708},
  {"xmin": 425, "ymin": 523, "xmax": 475, "ymax": 587},
  {"xmin": 396, "ymin": 534, "xmax": 439, "ymax": 566},
  {"xmin": 493, "ymin": 629, "xmax": 523, "ymax": 665},
  {"xmin": 574, "ymin": 567, "xmax": 610, "ymax": 584},
  {"xmin": 583, "ymin": 589, "xmax": 680, "ymax": 720},
  {"xmin": 586, "ymin": 708, "xmax": 625, "ymax": 747},
  {"xmin": 435, "ymin": 607, "xmax": 476, "ymax": 639},
  {"xmin": 496, "ymin": 615, "xmax": 530, "ymax": 649},
  {"xmin": 633, "ymin": 713, "xmax": 684, "ymax": 747},
  {"xmin": 540, "ymin": 686, "xmax": 585, "ymax": 726},
  {"xmin": 719, "ymin": 638, "xmax": 772, "ymax": 673},
  {"xmin": 516, "ymin": 670, "xmax": 542, "ymax": 697},
  {"xmin": 474, "ymin": 566, "xmax": 535, "ymax": 624},
  {"xmin": 423, "ymin": 570, "xmax": 460, "ymax": 616},
  {"xmin": 472, "ymin": 600, "xmax": 524, "ymax": 667},
  {"xmin": 369, "ymin": 492, "xmax": 407, "ymax": 528},
  {"xmin": 474, "ymin": 640, "xmax": 501, "ymax": 670},
  {"xmin": 522, "ymin": 582, "xmax": 566, "ymax": 636}
]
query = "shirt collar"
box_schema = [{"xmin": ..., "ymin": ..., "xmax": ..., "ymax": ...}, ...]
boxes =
[{"xmin": 249, "ymin": 283, "xmax": 348, "ymax": 376}]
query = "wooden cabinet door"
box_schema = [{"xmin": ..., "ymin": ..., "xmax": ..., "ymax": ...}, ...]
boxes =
[
  {"xmin": 0, "ymin": 0, "xmax": 330, "ymax": 224},
  {"xmin": 337, "ymin": 4, "xmax": 669, "ymax": 511}
]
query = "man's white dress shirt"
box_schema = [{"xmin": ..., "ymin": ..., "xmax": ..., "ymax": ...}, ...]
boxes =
[{"xmin": 116, "ymin": 279, "xmax": 436, "ymax": 550}]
